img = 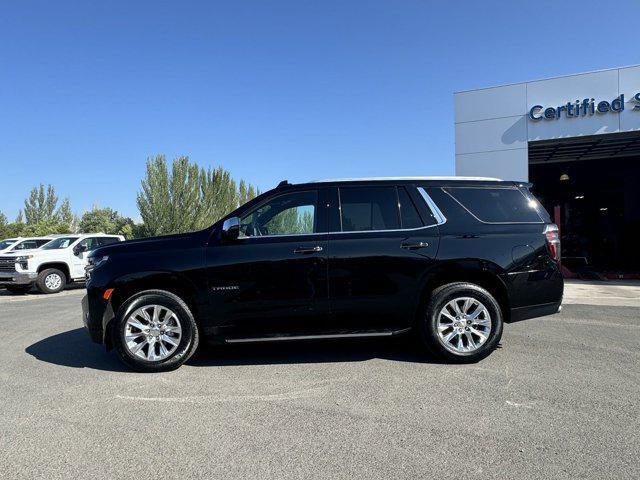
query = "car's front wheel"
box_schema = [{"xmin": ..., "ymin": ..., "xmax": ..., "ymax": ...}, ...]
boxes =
[
  {"xmin": 36, "ymin": 268, "xmax": 66, "ymax": 294},
  {"xmin": 112, "ymin": 290, "xmax": 199, "ymax": 372},
  {"xmin": 419, "ymin": 282, "xmax": 503, "ymax": 363}
]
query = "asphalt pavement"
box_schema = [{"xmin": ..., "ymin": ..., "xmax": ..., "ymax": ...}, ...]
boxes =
[{"xmin": 0, "ymin": 287, "xmax": 638, "ymax": 479}]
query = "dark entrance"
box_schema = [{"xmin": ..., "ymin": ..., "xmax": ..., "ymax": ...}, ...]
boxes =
[{"xmin": 529, "ymin": 132, "xmax": 640, "ymax": 279}]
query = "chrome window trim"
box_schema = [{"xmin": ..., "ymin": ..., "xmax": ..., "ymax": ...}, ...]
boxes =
[
  {"xmin": 335, "ymin": 185, "xmax": 440, "ymax": 235},
  {"xmin": 417, "ymin": 187, "xmax": 447, "ymax": 226},
  {"xmin": 236, "ymin": 232, "xmax": 326, "ymax": 240},
  {"xmin": 337, "ymin": 187, "xmax": 344, "ymax": 232},
  {"xmin": 442, "ymin": 186, "xmax": 544, "ymax": 225},
  {"xmin": 235, "ymin": 185, "xmax": 447, "ymax": 239},
  {"xmin": 330, "ymin": 224, "xmax": 438, "ymax": 235}
]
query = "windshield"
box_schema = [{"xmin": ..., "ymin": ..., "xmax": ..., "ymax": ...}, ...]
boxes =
[
  {"xmin": 0, "ymin": 240, "xmax": 17, "ymax": 250},
  {"xmin": 41, "ymin": 237, "xmax": 79, "ymax": 250}
]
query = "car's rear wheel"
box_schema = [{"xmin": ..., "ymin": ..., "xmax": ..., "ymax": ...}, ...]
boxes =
[
  {"xmin": 112, "ymin": 290, "xmax": 199, "ymax": 372},
  {"xmin": 36, "ymin": 268, "xmax": 66, "ymax": 294},
  {"xmin": 419, "ymin": 282, "xmax": 503, "ymax": 363},
  {"xmin": 5, "ymin": 285, "xmax": 31, "ymax": 294}
]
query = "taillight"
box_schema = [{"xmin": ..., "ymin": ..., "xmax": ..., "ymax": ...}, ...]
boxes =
[{"xmin": 544, "ymin": 224, "xmax": 561, "ymax": 261}]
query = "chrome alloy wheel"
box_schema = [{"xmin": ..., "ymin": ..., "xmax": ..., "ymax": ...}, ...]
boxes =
[
  {"xmin": 436, "ymin": 297, "xmax": 492, "ymax": 354},
  {"xmin": 44, "ymin": 273, "xmax": 62, "ymax": 291},
  {"xmin": 124, "ymin": 305, "xmax": 183, "ymax": 362}
]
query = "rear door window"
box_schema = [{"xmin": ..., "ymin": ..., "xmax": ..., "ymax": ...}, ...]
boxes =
[
  {"xmin": 398, "ymin": 187, "xmax": 424, "ymax": 229},
  {"xmin": 339, "ymin": 187, "xmax": 400, "ymax": 232},
  {"xmin": 444, "ymin": 187, "xmax": 543, "ymax": 223}
]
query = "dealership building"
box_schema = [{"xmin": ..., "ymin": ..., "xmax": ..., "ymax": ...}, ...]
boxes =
[{"xmin": 454, "ymin": 65, "xmax": 640, "ymax": 277}]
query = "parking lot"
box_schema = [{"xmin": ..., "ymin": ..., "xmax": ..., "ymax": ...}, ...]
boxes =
[{"xmin": 1, "ymin": 284, "xmax": 639, "ymax": 479}]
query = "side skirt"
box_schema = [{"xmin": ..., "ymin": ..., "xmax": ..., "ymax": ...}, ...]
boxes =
[{"xmin": 223, "ymin": 328, "xmax": 412, "ymax": 344}]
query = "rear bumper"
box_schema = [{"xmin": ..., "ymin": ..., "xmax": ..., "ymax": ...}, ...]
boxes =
[
  {"xmin": 501, "ymin": 263, "xmax": 564, "ymax": 322},
  {"xmin": 509, "ymin": 300, "xmax": 562, "ymax": 322},
  {"xmin": 0, "ymin": 271, "xmax": 37, "ymax": 285}
]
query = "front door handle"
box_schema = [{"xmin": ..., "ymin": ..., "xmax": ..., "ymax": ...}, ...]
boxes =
[
  {"xmin": 401, "ymin": 241, "xmax": 429, "ymax": 250},
  {"xmin": 293, "ymin": 246, "xmax": 323, "ymax": 254}
]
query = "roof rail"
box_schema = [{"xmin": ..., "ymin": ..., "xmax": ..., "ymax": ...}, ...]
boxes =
[
  {"xmin": 309, "ymin": 176, "xmax": 503, "ymax": 183},
  {"xmin": 276, "ymin": 180, "xmax": 290, "ymax": 188}
]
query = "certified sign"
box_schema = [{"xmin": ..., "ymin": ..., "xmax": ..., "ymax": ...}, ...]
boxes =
[{"xmin": 528, "ymin": 93, "xmax": 640, "ymax": 121}]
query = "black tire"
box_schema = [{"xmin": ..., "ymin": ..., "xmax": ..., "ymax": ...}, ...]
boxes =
[
  {"xmin": 112, "ymin": 290, "xmax": 199, "ymax": 372},
  {"xmin": 418, "ymin": 282, "xmax": 503, "ymax": 363},
  {"xmin": 36, "ymin": 268, "xmax": 66, "ymax": 294},
  {"xmin": 5, "ymin": 285, "xmax": 32, "ymax": 294}
]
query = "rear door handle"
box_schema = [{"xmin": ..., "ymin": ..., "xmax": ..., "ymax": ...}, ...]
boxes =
[
  {"xmin": 293, "ymin": 246, "xmax": 323, "ymax": 254},
  {"xmin": 401, "ymin": 241, "xmax": 429, "ymax": 250}
]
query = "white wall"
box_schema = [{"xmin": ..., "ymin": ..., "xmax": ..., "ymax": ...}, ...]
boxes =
[{"xmin": 454, "ymin": 65, "xmax": 640, "ymax": 181}]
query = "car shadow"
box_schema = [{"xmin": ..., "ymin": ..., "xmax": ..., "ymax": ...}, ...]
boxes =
[
  {"xmin": 25, "ymin": 328, "xmax": 129, "ymax": 372},
  {"xmin": 26, "ymin": 328, "xmax": 442, "ymax": 371},
  {"xmin": 189, "ymin": 335, "xmax": 442, "ymax": 367}
]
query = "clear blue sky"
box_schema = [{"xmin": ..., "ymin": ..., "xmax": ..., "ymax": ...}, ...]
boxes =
[{"xmin": 1, "ymin": 1, "xmax": 639, "ymax": 221}]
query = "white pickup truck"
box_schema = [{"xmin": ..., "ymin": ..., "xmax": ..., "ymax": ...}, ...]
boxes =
[
  {"xmin": 0, "ymin": 233, "xmax": 124, "ymax": 294},
  {"xmin": 0, "ymin": 236, "xmax": 54, "ymax": 254}
]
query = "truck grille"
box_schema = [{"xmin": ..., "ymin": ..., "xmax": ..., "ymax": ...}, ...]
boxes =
[{"xmin": 0, "ymin": 257, "xmax": 17, "ymax": 272}]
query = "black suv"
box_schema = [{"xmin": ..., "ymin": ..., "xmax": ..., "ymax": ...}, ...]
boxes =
[{"xmin": 83, "ymin": 177, "xmax": 563, "ymax": 371}]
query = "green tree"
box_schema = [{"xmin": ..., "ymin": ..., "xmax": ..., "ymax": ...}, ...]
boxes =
[
  {"xmin": 23, "ymin": 184, "xmax": 73, "ymax": 226},
  {"xmin": 0, "ymin": 212, "xmax": 7, "ymax": 239},
  {"xmin": 21, "ymin": 220, "xmax": 72, "ymax": 236},
  {"xmin": 24, "ymin": 184, "xmax": 57, "ymax": 224},
  {"xmin": 237, "ymin": 180, "xmax": 258, "ymax": 207},
  {"xmin": 265, "ymin": 208, "xmax": 314, "ymax": 235},
  {"xmin": 0, "ymin": 211, "xmax": 26, "ymax": 238},
  {"xmin": 201, "ymin": 167, "xmax": 241, "ymax": 226},
  {"xmin": 78, "ymin": 207, "xmax": 135, "ymax": 237},
  {"xmin": 131, "ymin": 222, "xmax": 149, "ymax": 239},
  {"xmin": 137, "ymin": 155, "xmax": 258, "ymax": 236},
  {"xmin": 58, "ymin": 198, "xmax": 74, "ymax": 225}
]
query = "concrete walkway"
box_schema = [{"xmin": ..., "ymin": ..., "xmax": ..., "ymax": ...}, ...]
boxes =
[{"xmin": 563, "ymin": 279, "xmax": 640, "ymax": 307}]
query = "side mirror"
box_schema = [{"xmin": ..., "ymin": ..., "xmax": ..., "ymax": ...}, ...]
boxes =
[
  {"xmin": 222, "ymin": 217, "xmax": 240, "ymax": 240},
  {"xmin": 74, "ymin": 244, "xmax": 88, "ymax": 256}
]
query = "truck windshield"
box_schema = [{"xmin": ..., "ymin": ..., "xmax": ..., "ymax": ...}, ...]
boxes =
[
  {"xmin": 41, "ymin": 237, "xmax": 79, "ymax": 250},
  {"xmin": 0, "ymin": 240, "xmax": 17, "ymax": 249}
]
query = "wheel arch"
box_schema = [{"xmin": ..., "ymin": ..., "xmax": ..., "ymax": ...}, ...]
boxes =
[
  {"xmin": 37, "ymin": 262, "xmax": 71, "ymax": 282},
  {"xmin": 418, "ymin": 261, "xmax": 511, "ymax": 323},
  {"xmin": 104, "ymin": 272, "xmax": 201, "ymax": 350}
]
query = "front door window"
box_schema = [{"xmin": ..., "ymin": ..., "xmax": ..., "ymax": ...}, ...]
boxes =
[{"xmin": 240, "ymin": 190, "xmax": 317, "ymax": 237}]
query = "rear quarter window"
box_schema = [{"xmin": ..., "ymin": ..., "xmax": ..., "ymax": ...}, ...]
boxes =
[{"xmin": 444, "ymin": 187, "xmax": 543, "ymax": 223}]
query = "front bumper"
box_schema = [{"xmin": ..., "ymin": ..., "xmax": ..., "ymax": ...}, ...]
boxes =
[
  {"xmin": 0, "ymin": 271, "xmax": 37, "ymax": 285},
  {"xmin": 82, "ymin": 293, "xmax": 115, "ymax": 344}
]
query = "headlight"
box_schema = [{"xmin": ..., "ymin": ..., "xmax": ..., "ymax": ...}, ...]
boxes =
[
  {"xmin": 16, "ymin": 255, "xmax": 32, "ymax": 269},
  {"xmin": 88, "ymin": 255, "xmax": 109, "ymax": 269}
]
